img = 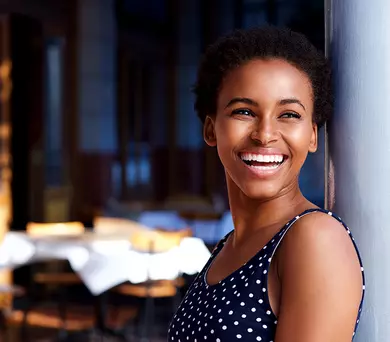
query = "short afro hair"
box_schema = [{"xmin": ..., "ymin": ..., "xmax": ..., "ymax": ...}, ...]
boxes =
[{"xmin": 193, "ymin": 26, "xmax": 332, "ymax": 128}]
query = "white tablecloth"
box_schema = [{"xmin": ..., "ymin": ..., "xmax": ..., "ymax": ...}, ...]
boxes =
[{"xmin": 0, "ymin": 232, "xmax": 211, "ymax": 295}]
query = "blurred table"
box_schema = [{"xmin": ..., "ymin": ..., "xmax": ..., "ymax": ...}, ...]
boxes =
[{"xmin": 0, "ymin": 231, "xmax": 211, "ymax": 295}]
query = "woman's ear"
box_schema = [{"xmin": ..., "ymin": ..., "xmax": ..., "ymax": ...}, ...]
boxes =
[
  {"xmin": 308, "ymin": 123, "xmax": 318, "ymax": 153},
  {"xmin": 204, "ymin": 116, "xmax": 217, "ymax": 147}
]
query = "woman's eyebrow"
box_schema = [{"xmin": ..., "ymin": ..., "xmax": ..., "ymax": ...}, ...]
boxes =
[{"xmin": 225, "ymin": 97, "xmax": 259, "ymax": 108}]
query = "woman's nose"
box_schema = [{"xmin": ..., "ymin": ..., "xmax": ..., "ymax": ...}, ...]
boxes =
[{"xmin": 250, "ymin": 118, "xmax": 278, "ymax": 145}]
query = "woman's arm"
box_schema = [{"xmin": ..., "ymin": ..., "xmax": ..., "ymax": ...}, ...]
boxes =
[{"xmin": 274, "ymin": 213, "xmax": 363, "ymax": 342}]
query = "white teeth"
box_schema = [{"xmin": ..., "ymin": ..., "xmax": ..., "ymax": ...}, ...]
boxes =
[
  {"xmin": 250, "ymin": 164, "xmax": 280, "ymax": 170},
  {"xmin": 240, "ymin": 153, "xmax": 284, "ymax": 163}
]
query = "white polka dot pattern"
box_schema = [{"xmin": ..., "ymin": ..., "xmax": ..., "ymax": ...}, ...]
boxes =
[{"xmin": 168, "ymin": 209, "xmax": 365, "ymax": 341}]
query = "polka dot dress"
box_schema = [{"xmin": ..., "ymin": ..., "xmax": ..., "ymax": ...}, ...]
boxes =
[{"xmin": 168, "ymin": 208, "xmax": 365, "ymax": 341}]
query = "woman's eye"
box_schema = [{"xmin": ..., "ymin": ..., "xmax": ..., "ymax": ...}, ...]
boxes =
[
  {"xmin": 232, "ymin": 109, "xmax": 254, "ymax": 116},
  {"xmin": 280, "ymin": 112, "xmax": 301, "ymax": 119}
]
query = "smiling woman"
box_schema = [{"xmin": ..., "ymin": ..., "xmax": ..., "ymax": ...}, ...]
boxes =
[
  {"xmin": 208, "ymin": 58, "xmax": 318, "ymax": 201},
  {"xmin": 168, "ymin": 27, "xmax": 364, "ymax": 342}
]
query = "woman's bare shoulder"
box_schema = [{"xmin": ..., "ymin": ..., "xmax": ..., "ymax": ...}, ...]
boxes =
[{"xmin": 274, "ymin": 211, "xmax": 363, "ymax": 342}]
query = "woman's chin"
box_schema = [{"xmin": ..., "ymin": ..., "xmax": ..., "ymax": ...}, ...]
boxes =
[{"xmin": 238, "ymin": 183, "xmax": 283, "ymax": 202}]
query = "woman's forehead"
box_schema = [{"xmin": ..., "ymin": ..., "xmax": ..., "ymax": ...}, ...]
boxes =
[{"xmin": 218, "ymin": 59, "xmax": 314, "ymax": 109}]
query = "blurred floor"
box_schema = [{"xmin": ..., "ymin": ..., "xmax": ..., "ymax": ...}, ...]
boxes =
[
  {"xmin": 3, "ymin": 300, "xmax": 173, "ymax": 342},
  {"xmin": 3, "ymin": 271, "xmax": 196, "ymax": 342},
  {"xmin": 5, "ymin": 325, "xmax": 169, "ymax": 341},
  {"xmin": 5, "ymin": 328, "xmax": 168, "ymax": 341}
]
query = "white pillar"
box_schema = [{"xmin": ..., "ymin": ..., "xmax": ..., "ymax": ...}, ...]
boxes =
[{"xmin": 329, "ymin": 1, "xmax": 390, "ymax": 340}]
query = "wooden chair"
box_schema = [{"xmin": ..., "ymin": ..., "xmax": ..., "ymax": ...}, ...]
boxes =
[
  {"xmin": 26, "ymin": 221, "xmax": 84, "ymax": 286},
  {"xmin": 0, "ymin": 284, "xmax": 25, "ymax": 341},
  {"xmin": 93, "ymin": 216, "xmax": 149, "ymax": 235},
  {"xmin": 113, "ymin": 228, "xmax": 192, "ymax": 340},
  {"xmin": 22, "ymin": 221, "xmax": 88, "ymax": 340},
  {"xmin": 27, "ymin": 221, "xmax": 85, "ymax": 237},
  {"xmin": 0, "ymin": 225, "xmax": 25, "ymax": 340},
  {"xmin": 128, "ymin": 227, "xmax": 192, "ymax": 252}
]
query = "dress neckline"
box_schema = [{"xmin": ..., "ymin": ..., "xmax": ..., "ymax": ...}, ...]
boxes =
[{"xmin": 203, "ymin": 208, "xmax": 326, "ymax": 288}]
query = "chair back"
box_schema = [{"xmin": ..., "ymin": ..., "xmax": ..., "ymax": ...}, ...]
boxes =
[
  {"xmin": 26, "ymin": 221, "xmax": 84, "ymax": 236},
  {"xmin": 130, "ymin": 228, "xmax": 192, "ymax": 253},
  {"xmin": 93, "ymin": 216, "xmax": 148, "ymax": 235}
]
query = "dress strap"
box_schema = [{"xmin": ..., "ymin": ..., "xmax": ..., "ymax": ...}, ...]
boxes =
[{"xmin": 270, "ymin": 208, "xmax": 356, "ymax": 258}]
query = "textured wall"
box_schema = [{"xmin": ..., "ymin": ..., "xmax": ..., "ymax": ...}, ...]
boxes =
[{"xmin": 330, "ymin": 0, "xmax": 390, "ymax": 340}]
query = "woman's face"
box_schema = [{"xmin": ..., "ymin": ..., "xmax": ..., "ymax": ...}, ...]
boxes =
[{"xmin": 204, "ymin": 58, "xmax": 317, "ymax": 200}]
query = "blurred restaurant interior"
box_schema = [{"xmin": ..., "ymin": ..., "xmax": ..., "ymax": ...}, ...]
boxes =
[{"xmin": 0, "ymin": 0, "xmax": 325, "ymax": 340}]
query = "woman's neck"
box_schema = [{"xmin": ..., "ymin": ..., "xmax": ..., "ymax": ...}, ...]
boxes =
[{"xmin": 226, "ymin": 177, "xmax": 314, "ymax": 245}]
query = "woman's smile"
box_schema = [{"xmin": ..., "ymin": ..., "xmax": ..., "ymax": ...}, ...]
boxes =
[{"xmin": 238, "ymin": 150, "xmax": 288, "ymax": 179}]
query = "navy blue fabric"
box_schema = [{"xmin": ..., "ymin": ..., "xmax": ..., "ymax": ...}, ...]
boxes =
[{"xmin": 168, "ymin": 208, "xmax": 365, "ymax": 341}]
